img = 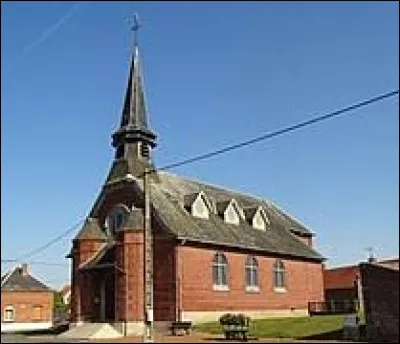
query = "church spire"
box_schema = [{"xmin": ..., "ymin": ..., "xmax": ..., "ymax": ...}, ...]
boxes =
[{"xmin": 112, "ymin": 14, "xmax": 156, "ymax": 164}]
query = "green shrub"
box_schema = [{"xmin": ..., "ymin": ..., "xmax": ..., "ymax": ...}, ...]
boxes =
[
  {"xmin": 219, "ymin": 313, "xmax": 234, "ymax": 325},
  {"xmin": 219, "ymin": 313, "xmax": 251, "ymax": 327}
]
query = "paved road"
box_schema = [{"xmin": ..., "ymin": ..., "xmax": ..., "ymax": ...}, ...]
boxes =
[
  {"xmin": 1, "ymin": 333, "xmax": 364, "ymax": 343},
  {"xmin": 1, "ymin": 334, "xmax": 89, "ymax": 343}
]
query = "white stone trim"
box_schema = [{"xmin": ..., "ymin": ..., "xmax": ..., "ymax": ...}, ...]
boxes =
[
  {"xmin": 224, "ymin": 202, "xmax": 241, "ymax": 225},
  {"xmin": 3, "ymin": 306, "xmax": 15, "ymax": 322},
  {"xmin": 253, "ymin": 207, "xmax": 270, "ymax": 230},
  {"xmin": 181, "ymin": 309, "xmax": 309, "ymax": 324},
  {"xmin": 245, "ymin": 285, "xmax": 260, "ymax": 293},
  {"xmin": 212, "ymin": 284, "xmax": 230, "ymax": 292},
  {"xmin": 1, "ymin": 321, "xmax": 52, "ymax": 333},
  {"xmin": 274, "ymin": 287, "xmax": 287, "ymax": 293},
  {"xmin": 192, "ymin": 195, "xmax": 210, "ymax": 219}
]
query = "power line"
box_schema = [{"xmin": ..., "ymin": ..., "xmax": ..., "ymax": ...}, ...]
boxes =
[
  {"xmin": 6, "ymin": 89, "xmax": 398, "ymax": 261},
  {"xmin": 1, "ymin": 260, "xmax": 68, "ymax": 267},
  {"xmin": 20, "ymin": 1, "xmax": 88, "ymax": 58},
  {"xmin": 12, "ymin": 219, "xmax": 84, "ymax": 262},
  {"xmin": 153, "ymin": 89, "xmax": 399, "ymax": 173}
]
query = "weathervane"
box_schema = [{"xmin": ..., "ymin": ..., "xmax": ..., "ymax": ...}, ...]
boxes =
[
  {"xmin": 132, "ymin": 13, "xmax": 141, "ymax": 46},
  {"xmin": 365, "ymin": 246, "xmax": 375, "ymax": 262}
]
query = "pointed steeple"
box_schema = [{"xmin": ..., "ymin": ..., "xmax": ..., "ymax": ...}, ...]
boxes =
[
  {"xmin": 109, "ymin": 15, "xmax": 157, "ymax": 179},
  {"xmin": 112, "ymin": 44, "xmax": 156, "ymax": 150}
]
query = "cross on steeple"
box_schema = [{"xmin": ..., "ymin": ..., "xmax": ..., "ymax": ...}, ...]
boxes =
[
  {"xmin": 109, "ymin": 13, "xmax": 157, "ymax": 179},
  {"xmin": 132, "ymin": 13, "xmax": 141, "ymax": 47}
]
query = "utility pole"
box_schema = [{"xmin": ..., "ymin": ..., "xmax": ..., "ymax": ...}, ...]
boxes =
[{"xmin": 143, "ymin": 167, "xmax": 154, "ymax": 342}]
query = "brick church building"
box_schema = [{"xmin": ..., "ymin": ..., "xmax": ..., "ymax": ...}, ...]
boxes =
[{"xmin": 67, "ymin": 28, "xmax": 325, "ymax": 336}]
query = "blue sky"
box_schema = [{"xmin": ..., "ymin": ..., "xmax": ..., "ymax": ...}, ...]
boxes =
[{"xmin": 1, "ymin": 1, "xmax": 398, "ymax": 290}]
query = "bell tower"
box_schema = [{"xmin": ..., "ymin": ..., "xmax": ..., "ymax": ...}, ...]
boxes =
[{"xmin": 108, "ymin": 14, "xmax": 157, "ymax": 181}]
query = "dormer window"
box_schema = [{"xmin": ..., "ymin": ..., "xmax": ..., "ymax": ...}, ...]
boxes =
[
  {"xmin": 244, "ymin": 206, "xmax": 269, "ymax": 230},
  {"xmin": 106, "ymin": 204, "xmax": 130, "ymax": 235},
  {"xmin": 216, "ymin": 199, "xmax": 243, "ymax": 225},
  {"xmin": 184, "ymin": 191, "xmax": 212, "ymax": 219}
]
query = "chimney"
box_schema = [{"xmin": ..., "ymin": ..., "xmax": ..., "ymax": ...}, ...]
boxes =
[{"xmin": 21, "ymin": 263, "xmax": 28, "ymax": 276}]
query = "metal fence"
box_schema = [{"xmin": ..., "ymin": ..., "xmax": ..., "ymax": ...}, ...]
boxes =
[{"xmin": 308, "ymin": 300, "xmax": 358, "ymax": 315}]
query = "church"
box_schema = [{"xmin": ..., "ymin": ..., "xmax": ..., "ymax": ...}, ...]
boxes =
[{"xmin": 67, "ymin": 25, "xmax": 325, "ymax": 336}]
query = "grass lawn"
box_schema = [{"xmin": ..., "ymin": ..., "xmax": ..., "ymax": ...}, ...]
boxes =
[{"xmin": 194, "ymin": 315, "xmax": 346, "ymax": 339}]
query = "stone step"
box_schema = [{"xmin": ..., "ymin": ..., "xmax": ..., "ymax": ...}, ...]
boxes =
[{"xmin": 58, "ymin": 323, "xmax": 123, "ymax": 340}]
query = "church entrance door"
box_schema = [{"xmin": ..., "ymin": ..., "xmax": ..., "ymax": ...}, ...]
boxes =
[{"xmin": 93, "ymin": 269, "xmax": 115, "ymax": 323}]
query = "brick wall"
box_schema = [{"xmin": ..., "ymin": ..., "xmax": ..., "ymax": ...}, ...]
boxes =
[
  {"xmin": 1, "ymin": 291, "xmax": 53, "ymax": 323},
  {"xmin": 70, "ymin": 183, "xmax": 325, "ymax": 324},
  {"xmin": 70, "ymin": 238, "xmax": 106, "ymax": 322},
  {"xmin": 153, "ymin": 233, "xmax": 176, "ymax": 321},
  {"xmin": 177, "ymin": 243, "xmax": 324, "ymax": 313},
  {"xmin": 360, "ymin": 263, "xmax": 399, "ymax": 342},
  {"xmin": 323, "ymin": 265, "xmax": 359, "ymax": 303},
  {"xmin": 70, "ymin": 184, "xmax": 138, "ymax": 324},
  {"xmin": 115, "ymin": 230, "xmax": 145, "ymax": 322}
]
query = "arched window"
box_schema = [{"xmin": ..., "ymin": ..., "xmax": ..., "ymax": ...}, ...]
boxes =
[
  {"xmin": 274, "ymin": 259, "xmax": 286, "ymax": 289},
  {"xmin": 245, "ymin": 255, "xmax": 258, "ymax": 288},
  {"xmin": 4, "ymin": 306, "xmax": 15, "ymax": 322},
  {"xmin": 213, "ymin": 252, "xmax": 228, "ymax": 287},
  {"xmin": 106, "ymin": 204, "xmax": 129, "ymax": 235}
]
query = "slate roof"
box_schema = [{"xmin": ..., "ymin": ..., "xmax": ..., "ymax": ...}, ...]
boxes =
[
  {"xmin": 75, "ymin": 217, "xmax": 107, "ymax": 241},
  {"xmin": 1, "ymin": 266, "xmax": 52, "ymax": 292},
  {"xmin": 216, "ymin": 200, "xmax": 231, "ymax": 215},
  {"xmin": 147, "ymin": 171, "xmax": 324, "ymax": 261},
  {"xmin": 243, "ymin": 206, "xmax": 259, "ymax": 221}
]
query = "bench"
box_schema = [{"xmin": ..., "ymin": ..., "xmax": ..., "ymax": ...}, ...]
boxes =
[{"xmin": 170, "ymin": 321, "xmax": 192, "ymax": 336}]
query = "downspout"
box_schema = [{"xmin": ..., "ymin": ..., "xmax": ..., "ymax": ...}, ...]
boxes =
[
  {"xmin": 124, "ymin": 267, "xmax": 127, "ymax": 337},
  {"xmin": 122, "ymin": 238, "xmax": 127, "ymax": 337},
  {"xmin": 175, "ymin": 243, "xmax": 180, "ymax": 321},
  {"xmin": 119, "ymin": 247, "xmax": 127, "ymax": 337}
]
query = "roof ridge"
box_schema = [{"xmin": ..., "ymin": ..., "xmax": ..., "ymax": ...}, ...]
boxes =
[
  {"xmin": 151, "ymin": 171, "xmax": 323, "ymax": 261},
  {"xmin": 1, "ymin": 265, "xmax": 52, "ymax": 291},
  {"xmin": 159, "ymin": 170, "xmax": 312, "ymax": 233},
  {"xmin": 1, "ymin": 266, "xmax": 17, "ymax": 288},
  {"xmin": 25, "ymin": 272, "xmax": 53, "ymax": 291},
  {"xmin": 377, "ymin": 257, "xmax": 399, "ymax": 263},
  {"xmin": 159, "ymin": 170, "xmax": 270, "ymax": 203},
  {"xmin": 324, "ymin": 263, "xmax": 359, "ymax": 270},
  {"xmin": 265, "ymin": 200, "xmax": 313, "ymax": 234}
]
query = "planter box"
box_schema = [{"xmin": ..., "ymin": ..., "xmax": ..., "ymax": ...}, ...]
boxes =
[{"xmin": 222, "ymin": 325, "xmax": 250, "ymax": 340}]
